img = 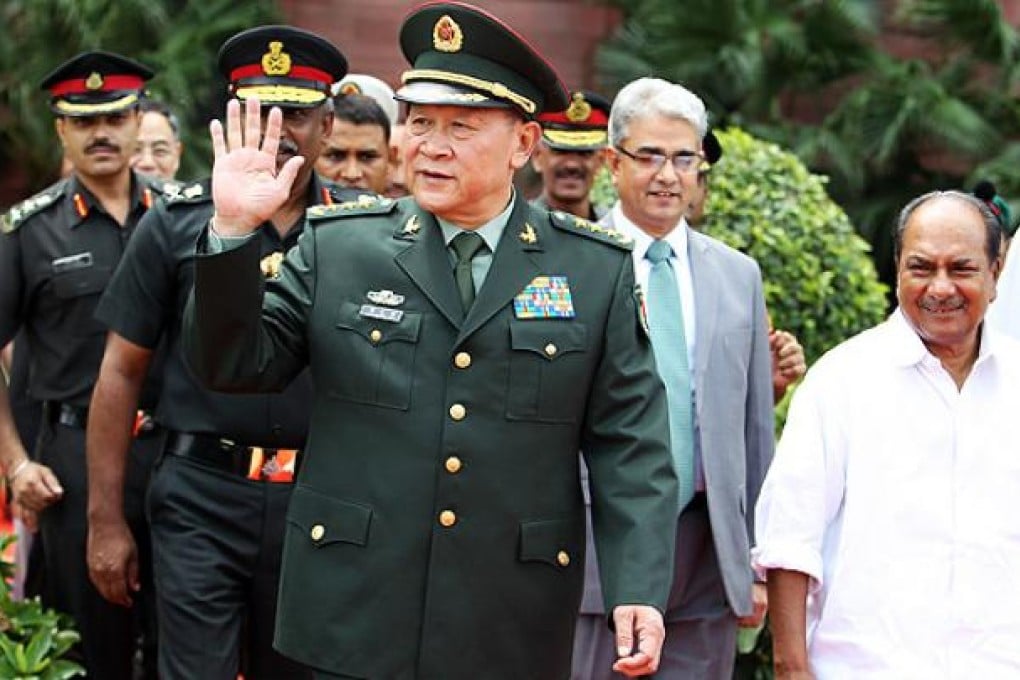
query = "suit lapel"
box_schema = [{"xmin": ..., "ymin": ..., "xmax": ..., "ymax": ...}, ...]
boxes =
[
  {"xmin": 458, "ymin": 198, "xmax": 543, "ymax": 343},
  {"xmin": 393, "ymin": 205, "xmax": 463, "ymax": 329},
  {"xmin": 688, "ymin": 230, "xmax": 719, "ymax": 410}
]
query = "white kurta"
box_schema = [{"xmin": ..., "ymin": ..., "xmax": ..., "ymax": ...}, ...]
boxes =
[
  {"xmin": 986, "ymin": 244, "xmax": 1020, "ymax": 340},
  {"xmin": 753, "ymin": 310, "xmax": 1020, "ymax": 679}
]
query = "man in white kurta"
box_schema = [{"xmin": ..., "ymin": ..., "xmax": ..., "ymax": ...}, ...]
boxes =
[
  {"xmin": 985, "ymin": 242, "xmax": 1019, "ymax": 340},
  {"xmin": 753, "ymin": 190, "xmax": 1020, "ymax": 679}
]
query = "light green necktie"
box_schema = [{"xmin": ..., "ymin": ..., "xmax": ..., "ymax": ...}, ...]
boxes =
[{"xmin": 646, "ymin": 238, "xmax": 696, "ymax": 512}]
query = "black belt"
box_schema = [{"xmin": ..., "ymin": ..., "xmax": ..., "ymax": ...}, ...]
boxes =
[
  {"xmin": 45, "ymin": 402, "xmax": 88, "ymax": 429},
  {"xmin": 164, "ymin": 431, "xmax": 301, "ymax": 482}
]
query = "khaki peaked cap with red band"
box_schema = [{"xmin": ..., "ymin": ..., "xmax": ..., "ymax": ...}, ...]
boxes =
[
  {"xmin": 40, "ymin": 51, "xmax": 153, "ymax": 117},
  {"xmin": 396, "ymin": 1, "xmax": 569, "ymax": 119},
  {"xmin": 537, "ymin": 90, "xmax": 611, "ymax": 151},
  {"xmin": 218, "ymin": 25, "xmax": 347, "ymax": 109}
]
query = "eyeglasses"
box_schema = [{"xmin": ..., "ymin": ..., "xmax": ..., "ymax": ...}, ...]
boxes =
[{"xmin": 614, "ymin": 145, "xmax": 704, "ymax": 175}]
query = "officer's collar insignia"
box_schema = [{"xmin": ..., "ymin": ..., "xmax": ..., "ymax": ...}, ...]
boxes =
[
  {"xmin": 260, "ymin": 251, "xmax": 284, "ymax": 280},
  {"xmin": 182, "ymin": 183, "xmax": 203, "ymax": 199},
  {"xmin": 433, "ymin": 15, "xmax": 464, "ymax": 53},
  {"xmin": 565, "ymin": 92, "xmax": 591, "ymax": 123},
  {"xmin": 402, "ymin": 214, "xmax": 421, "ymax": 235},
  {"xmin": 519, "ymin": 223, "xmax": 537, "ymax": 244},
  {"xmin": 73, "ymin": 192, "xmax": 89, "ymax": 218},
  {"xmin": 85, "ymin": 72, "xmax": 104, "ymax": 91},
  {"xmin": 262, "ymin": 41, "xmax": 292, "ymax": 76},
  {"xmin": 366, "ymin": 289, "xmax": 405, "ymax": 307},
  {"xmin": 163, "ymin": 182, "xmax": 182, "ymax": 200},
  {"xmin": 339, "ymin": 82, "xmax": 361, "ymax": 95}
]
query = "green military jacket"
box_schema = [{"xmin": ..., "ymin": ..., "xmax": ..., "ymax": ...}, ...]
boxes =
[{"xmin": 184, "ymin": 195, "xmax": 677, "ymax": 679}]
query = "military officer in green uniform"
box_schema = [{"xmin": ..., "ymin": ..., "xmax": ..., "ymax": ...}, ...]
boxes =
[
  {"xmin": 530, "ymin": 89, "xmax": 612, "ymax": 221},
  {"xmin": 184, "ymin": 3, "xmax": 678, "ymax": 678},
  {"xmin": 0, "ymin": 51, "xmax": 161, "ymax": 679}
]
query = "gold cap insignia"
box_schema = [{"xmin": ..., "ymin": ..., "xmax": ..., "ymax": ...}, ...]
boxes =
[
  {"xmin": 85, "ymin": 72, "xmax": 104, "ymax": 91},
  {"xmin": 339, "ymin": 82, "xmax": 362, "ymax": 95},
  {"xmin": 260, "ymin": 252, "xmax": 285, "ymax": 280},
  {"xmin": 262, "ymin": 41, "xmax": 292, "ymax": 77},
  {"xmin": 519, "ymin": 223, "xmax": 537, "ymax": 244},
  {"xmin": 565, "ymin": 92, "xmax": 591, "ymax": 123},
  {"xmin": 433, "ymin": 15, "xmax": 463, "ymax": 53}
]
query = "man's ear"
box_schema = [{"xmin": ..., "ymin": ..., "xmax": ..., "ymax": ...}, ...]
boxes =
[
  {"xmin": 54, "ymin": 117, "xmax": 67, "ymax": 148},
  {"xmin": 605, "ymin": 146, "xmax": 622, "ymax": 186},
  {"xmin": 510, "ymin": 119, "xmax": 541, "ymax": 171},
  {"xmin": 530, "ymin": 142, "xmax": 546, "ymax": 174}
]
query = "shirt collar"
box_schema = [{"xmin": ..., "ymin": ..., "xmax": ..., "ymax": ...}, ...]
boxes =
[
  {"xmin": 66, "ymin": 171, "xmax": 150, "ymax": 228},
  {"xmin": 887, "ymin": 307, "xmax": 997, "ymax": 371},
  {"xmin": 610, "ymin": 201, "xmax": 689, "ymax": 261},
  {"xmin": 438, "ymin": 189, "xmax": 516, "ymax": 253}
]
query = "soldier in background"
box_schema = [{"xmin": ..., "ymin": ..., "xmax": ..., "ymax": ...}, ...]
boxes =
[
  {"xmin": 0, "ymin": 50, "xmax": 162, "ymax": 679},
  {"xmin": 531, "ymin": 90, "xmax": 611, "ymax": 221}
]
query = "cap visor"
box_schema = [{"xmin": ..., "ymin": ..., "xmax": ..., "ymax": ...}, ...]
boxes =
[
  {"xmin": 52, "ymin": 92, "xmax": 139, "ymax": 117},
  {"xmin": 235, "ymin": 85, "xmax": 326, "ymax": 108},
  {"xmin": 394, "ymin": 81, "xmax": 510, "ymax": 110},
  {"xmin": 542, "ymin": 128, "xmax": 607, "ymax": 151}
]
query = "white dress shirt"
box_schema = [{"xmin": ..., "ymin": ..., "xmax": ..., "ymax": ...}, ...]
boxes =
[{"xmin": 753, "ymin": 310, "xmax": 1020, "ymax": 679}]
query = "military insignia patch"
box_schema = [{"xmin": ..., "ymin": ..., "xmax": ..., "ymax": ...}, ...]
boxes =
[
  {"xmin": 260, "ymin": 252, "xmax": 284, "ymax": 280},
  {"xmin": 339, "ymin": 82, "xmax": 362, "ymax": 95},
  {"xmin": 262, "ymin": 41, "xmax": 292, "ymax": 76},
  {"xmin": 402, "ymin": 215, "xmax": 421, "ymax": 236},
  {"xmin": 514, "ymin": 276, "xmax": 575, "ymax": 319},
  {"xmin": 565, "ymin": 92, "xmax": 591, "ymax": 123},
  {"xmin": 518, "ymin": 223, "xmax": 537, "ymax": 244},
  {"xmin": 366, "ymin": 289, "xmax": 405, "ymax": 306},
  {"xmin": 183, "ymin": 183, "xmax": 204, "ymax": 199},
  {"xmin": 85, "ymin": 72, "xmax": 104, "ymax": 90},
  {"xmin": 433, "ymin": 15, "xmax": 464, "ymax": 52}
]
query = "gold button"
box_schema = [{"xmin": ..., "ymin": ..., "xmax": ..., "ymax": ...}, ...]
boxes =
[
  {"xmin": 454, "ymin": 352, "xmax": 472, "ymax": 369},
  {"xmin": 310, "ymin": 524, "xmax": 325, "ymax": 541},
  {"xmin": 544, "ymin": 343, "xmax": 557, "ymax": 357},
  {"xmin": 439, "ymin": 510, "xmax": 457, "ymax": 527},
  {"xmin": 369, "ymin": 329, "xmax": 382, "ymax": 343},
  {"xmin": 449, "ymin": 403, "xmax": 466, "ymax": 421},
  {"xmin": 556, "ymin": 550, "xmax": 570, "ymax": 567},
  {"xmin": 445, "ymin": 456, "xmax": 462, "ymax": 474}
]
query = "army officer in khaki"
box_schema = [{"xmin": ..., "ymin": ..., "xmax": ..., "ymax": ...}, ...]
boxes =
[{"xmin": 184, "ymin": 3, "xmax": 678, "ymax": 678}]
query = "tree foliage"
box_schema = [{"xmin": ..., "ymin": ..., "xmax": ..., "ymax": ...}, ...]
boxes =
[
  {"xmin": 0, "ymin": 0, "xmax": 280, "ymax": 189},
  {"xmin": 596, "ymin": 0, "xmax": 1020, "ymax": 293}
]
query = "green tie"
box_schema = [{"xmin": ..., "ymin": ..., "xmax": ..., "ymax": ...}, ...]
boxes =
[
  {"xmin": 645, "ymin": 238, "xmax": 696, "ymax": 512},
  {"xmin": 450, "ymin": 231, "xmax": 486, "ymax": 312}
]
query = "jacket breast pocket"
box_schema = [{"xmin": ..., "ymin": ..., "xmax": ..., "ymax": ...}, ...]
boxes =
[
  {"xmin": 506, "ymin": 320, "xmax": 588, "ymax": 424},
  {"xmin": 50, "ymin": 264, "xmax": 111, "ymax": 337},
  {"xmin": 328, "ymin": 301, "xmax": 421, "ymax": 410}
]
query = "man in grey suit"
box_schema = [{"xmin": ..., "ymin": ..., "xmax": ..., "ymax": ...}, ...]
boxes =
[{"xmin": 571, "ymin": 77, "xmax": 774, "ymax": 679}]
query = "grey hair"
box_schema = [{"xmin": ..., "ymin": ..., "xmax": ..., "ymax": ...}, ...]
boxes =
[
  {"xmin": 607, "ymin": 77, "xmax": 708, "ymax": 148},
  {"xmin": 895, "ymin": 190, "xmax": 1002, "ymax": 264}
]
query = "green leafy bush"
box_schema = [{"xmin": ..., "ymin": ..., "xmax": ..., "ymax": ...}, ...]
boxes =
[
  {"xmin": 0, "ymin": 534, "xmax": 84, "ymax": 679},
  {"xmin": 703, "ymin": 128, "xmax": 888, "ymax": 366}
]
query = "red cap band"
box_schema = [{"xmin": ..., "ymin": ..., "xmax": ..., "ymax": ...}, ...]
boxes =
[
  {"xmin": 49, "ymin": 74, "xmax": 145, "ymax": 97},
  {"xmin": 230, "ymin": 64, "xmax": 334, "ymax": 86},
  {"xmin": 538, "ymin": 108, "xmax": 609, "ymax": 127}
]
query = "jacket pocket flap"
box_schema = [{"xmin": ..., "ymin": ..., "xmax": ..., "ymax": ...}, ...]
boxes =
[
  {"xmin": 519, "ymin": 518, "xmax": 578, "ymax": 568},
  {"xmin": 336, "ymin": 301, "xmax": 421, "ymax": 345},
  {"xmin": 51, "ymin": 265, "xmax": 110, "ymax": 299},
  {"xmin": 510, "ymin": 321, "xmax": 587, "ymax": 361},
  {"xmin": 287, "ymin": 486, "xmax": 372, "ymax": 548}
]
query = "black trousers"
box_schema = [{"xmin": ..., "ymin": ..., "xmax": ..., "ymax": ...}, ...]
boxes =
[
  {"xmin": 147, "ymin": 451, "xmax": 312, "ymax": 680},
  {"xmin": 37, "ymin": 415, "xmax": 159, "ymax": 680}
]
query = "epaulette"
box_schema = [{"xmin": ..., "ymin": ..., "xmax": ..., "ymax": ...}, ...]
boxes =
[
  {"xmin": 1, "ymin": 181, "xmax": 67, "ymax": 234},
  {"xmin": 306, "ymin": 193, "xmax": 397, "ymax": 223},
  {"xmin": 162, "ymin": 179, "xmax": 211, "ymax": 207},
  {"xmin": 548, "ymin": 210, "xmax": 634, "ymax": 251}
]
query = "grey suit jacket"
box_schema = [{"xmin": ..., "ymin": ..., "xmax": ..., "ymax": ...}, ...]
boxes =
[{"xmin": 580, "ymin": 210, "xmax": 774, "ymax": 619}]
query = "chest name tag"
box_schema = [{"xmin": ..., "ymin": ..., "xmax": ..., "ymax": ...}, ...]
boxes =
[
  {"xmin": 359, "ymin": 304, "xmax": 404, "ymax": 323},
  {"xmin": 514, "ymin": 275, "xmax": 575, "ymax": 319},
  {"xmin": 52, "ymin": 251, "xmax": 93, "ymax": 273}
]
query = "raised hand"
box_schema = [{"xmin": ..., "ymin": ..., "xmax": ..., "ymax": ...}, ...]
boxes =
[{"xmin": 208, "ymin": 97, "xmax": 305, "ymax": 236}]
